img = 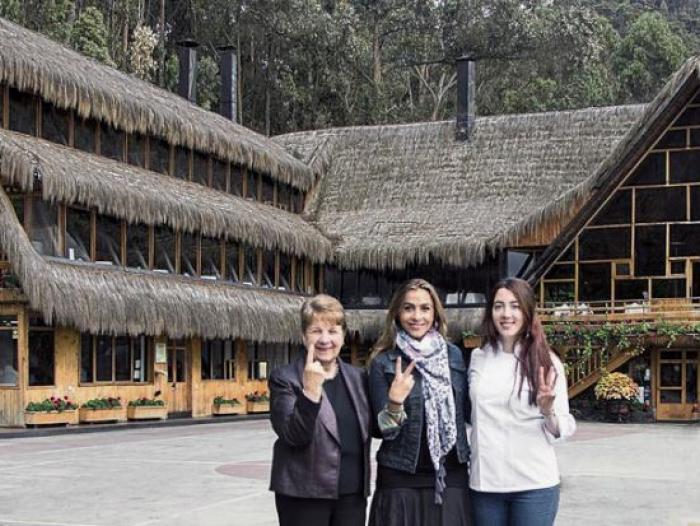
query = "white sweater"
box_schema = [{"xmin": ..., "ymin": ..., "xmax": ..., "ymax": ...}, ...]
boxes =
[{"xmin": 468, "ymin": 343, "xmax": 576, "ymax": 492}]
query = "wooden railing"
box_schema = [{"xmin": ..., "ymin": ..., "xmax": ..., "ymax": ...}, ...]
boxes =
[{"xmin": 538, "ymin": 297, "xmax": 700, "ymax": 323}]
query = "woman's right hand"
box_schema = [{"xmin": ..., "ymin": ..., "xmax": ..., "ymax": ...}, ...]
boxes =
[{"xmin": 387, "ymin": 357, "xmax": 416, "ymax": 408}]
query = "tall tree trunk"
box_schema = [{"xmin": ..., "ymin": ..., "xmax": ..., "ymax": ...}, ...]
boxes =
[
  {"xmin": 372, "ymin": 21, "xmax": 382, "ymax": 86},
  {"xmin": 158, "ymin": 0, "xmax": 165, "ymax": 86}
]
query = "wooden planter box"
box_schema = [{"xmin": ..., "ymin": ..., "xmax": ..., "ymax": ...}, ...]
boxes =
[
  {"xmin": 127, "ymin": 404, "xmax": 168, "ymax": 420},
  {"xmin": 79, "ymin": 407, "xmax": 127, "ymax": 423},
  {"xmin": 24, "ymin": 409, "xmax": 78, "ymax": 426},
  {"xmin": 246, "ymin": 400, "xmax": 270, "ymax": 414},
  {"xmin": 212, "ymin": 403, "xmax": 246, "ymax": 416}
]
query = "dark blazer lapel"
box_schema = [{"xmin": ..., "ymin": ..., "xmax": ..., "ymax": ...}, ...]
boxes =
[{"xmin": 339, "ymin": 360, "xmax": 369, "ymax": 442}]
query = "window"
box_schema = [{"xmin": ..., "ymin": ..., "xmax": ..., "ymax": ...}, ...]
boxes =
[
  {"xmin": 153, "ymin": 226, "xmax": 175, "ymax": 273},
  {"xmin": 261, "ymin": 176, "xmax": 274, "ymax": 205},
  {"xmin": 670, "ymin": 150, "xmax": 700, "ymax": 184},
  {"xmin": 290, "ymin": 188, "xmax": 304, "ymax": 213},
  {"xmin": 670, "ymin": 224, "xmax": 700, "ymax": 258},
  {"xmin": 127, "ymin": 134, "xmax": 146, "ymax": 167},
  {"xmin": 230, "ymin": 165, "xmax": 243, "ymax": 196},
  {"xmin": 652, "ymin": 278, "xmax": 686, "ymax": 299},
  {"xmin": 655, "ymin": 129, "xmax": 686, "ymax": 149},
  {"xmin": 591, "ymin": 190, "xmax": 631, "ymax": 226},
  {"xmin": 578, "ymin": 263, "xmax": 611, "ymax": 302},
  {"xmin": 579, "ymin": 227, "xmax": 630, "ymax": 260},
  {"xmin": 691, "ymin": 187, "xmax": 700, "ymax": 221},
  {"xmin": 248, "ymin": 341, "xmax": 289, "ymax": 379},
  {"xmin": 261, "ymin": 250, "xmax": 275, "ymax": 288},
  {"xmin": 635, "ymin": 225, "xmax": 666, "ymax": 276},
  {"xmin": 99, "ymin": 122, "xmax": 125, "ymax": 162},
  {"xmin": 635, "ymin": 187, "xmax": 686, "ymax": 223},
  {"xmin": 295, "ymin": 258, "xmax": 305, "ymax": 293},
  {"xmin": 212, "ymin": 159, "xmax": 228, "ymax": 192},
  {"xmin": 544, "ymin": 264, "xmax": 575, "ymax": 280},
  {"xmin": 8, "ymin": 88, "xmax": 36, "ymax": 135},
  {"xmin": 29, "ymin": 199, "xmax": 60, "ymax": 257},
  {"xmin": 225, "ymin": 241, "xmax": 240, "ymax": 282},
  {"xmin": 173, "ymin": 146, "xmax": 189, "ymax": 180},
  {"xmin": 192, "ymin": 152, "xmax": 209, "ymax": 186},
  {"xmin": 242, "ymin": 245, "xmax": 258, "ymax": 285},
  {"xmin": 81, "ymin": 334, "xmax": 152, "ymax": 383},
  {"xmin": 201, "ymin": 237, "xmax": 222, "ymax": 279},
  {"xmin": 505, "ymin": 249, "xmax": 540, "ymax": 277},
  {"xmin": 95, "ymin": 215, "xmax": 122, "ymax": 265},
  {"xmin": 543, "ymin": 282, "xmax": 574, "ymax": 303},
  {"xmin": 28, "ymin": 315, "xmax": 54, "ymax": 386},
  {"xmin": 126, "ymin": 222, "xmax": 149, "ymax": 269},
  {"xmin": 277, "ymin": 184, "xmax": 290, "ymax": 211},
  {"xmin": 201, "ymin": 339, "xmax": 236, "ymax": 380},
  {"xmin": 41, "ymin": 102, "xmax": 70, "ymax": 145},
  {"xmin": 615, "ymin": 279, "xmax": 648, "ymax": 301},
  {"xmin": 626, "ymin": 153, "xmax": 665, "ymax": 186},
  {"xmin": 180, "ymin": 232, "xmax": 199, "ymax": 276},
  {"xmin": 74, "ymin": 117, "xmax": 96, "ymax": 153},
  {"xmin": 149, "ymin": 138, "xmax": 170, "ymax": 175},
  {"xmin": 65, "ymin": 206, "xmax": 92, "ymax": 261},
  {"xmin": 675, "ymin": 106, "xmax": 700, "ymax": 127},
  {"xmin": 245, "ymin": 169, "xmax": 258, "ymax": 200},
  {"xmin": 167, "ymin": 339, "xmax": 186, "ymax": 383},
  {"xmin": 0, "ymin": 316, "xmax": 18, "ymax": 386},
  {"xmin": 279, "ymin": 252, "xmax": 291, "ymax": 290}
]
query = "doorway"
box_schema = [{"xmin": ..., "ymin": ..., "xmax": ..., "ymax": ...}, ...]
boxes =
[
  {"xmin": 654, "ymin": 349, "xmax": 699, "ymax": 421},
  {"xmin": 165, "ymin": 338, "xmax": 191, "ymax": 416}
]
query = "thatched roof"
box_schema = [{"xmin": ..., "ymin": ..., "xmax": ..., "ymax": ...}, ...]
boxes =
[
  {"xmin": 277, "ymin": 105, "xmax": 646, "ymax": 270},
  {"xmin": 526, "ymin": 56, "xmax": 700, "ymax": 283},
  {"xmin": 0, "ymin": 128, "xmax": 331, "ymax": 261},
  {"xmin": 346, "ymin": 307, "xmax": 483, "ymax": 343},
  {"xmin": 0, "ymin": 17, "xmax": 313, "ymax": 190},
  {"xmin": 0, "ymin": 185, "xmax": 305, "ymax": 342}
]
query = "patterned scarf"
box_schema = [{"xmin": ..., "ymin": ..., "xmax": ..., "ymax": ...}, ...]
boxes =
[{"xmin": 396, "ymin": 328, "xmax": 457, "ymax": 504}]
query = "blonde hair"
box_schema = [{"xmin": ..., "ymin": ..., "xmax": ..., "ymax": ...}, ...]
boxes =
[
  {"xmin": 369, "ymin": 278, "xmax": 448, "ymax": 362},
  {"xmin": 300, "ymin": 294, "xmax": 347, "ymax": 334}
]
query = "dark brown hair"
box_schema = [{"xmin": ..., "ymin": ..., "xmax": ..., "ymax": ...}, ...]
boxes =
[
  {"xmin": 370, "ymin": 278, "xmax": 448, "ymax": 362},
  {"xmin": 481, "ymin": 277, "xmax": 557, "ymax": 406}
]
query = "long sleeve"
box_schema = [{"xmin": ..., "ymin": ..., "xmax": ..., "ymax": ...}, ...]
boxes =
[
  {"xmin": 269, "ymin": 369, "xmax": 322, "ymax": 448},
  {"xmin": 369, "ymin": 357, "xmax": 405, "ymax": 440},
  {"xmin": 543, "ymin": 356, "xmax": 576, "ymax": 444}
]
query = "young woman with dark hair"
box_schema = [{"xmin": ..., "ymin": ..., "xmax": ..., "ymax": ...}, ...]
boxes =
[
  {"xmin": 368, "ymin": 278, "xmax": 471, "ymax": 526},
  {"xmin": 469, "ymin": 278, "xmax": 575, "ymax": 526}
]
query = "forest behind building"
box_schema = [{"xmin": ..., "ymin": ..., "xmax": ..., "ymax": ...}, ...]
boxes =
[{"xmin": 1, "ymin": 0, "xmax": 698, "ymax": 135}]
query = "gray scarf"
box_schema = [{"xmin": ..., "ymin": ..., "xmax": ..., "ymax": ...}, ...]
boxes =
[{"xmin": 396, "ymin": 328, "xmax": 457, "ymax": 504}]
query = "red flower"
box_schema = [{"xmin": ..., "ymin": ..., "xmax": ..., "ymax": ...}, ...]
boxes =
[{"xmin": 64, "ymin": 396, "xmax": 68, "ymax": 400}]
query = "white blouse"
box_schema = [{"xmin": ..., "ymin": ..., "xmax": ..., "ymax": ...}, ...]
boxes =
[{"xmin": 468, "ymin": 343, "xmax": 576, "ymax": 493}]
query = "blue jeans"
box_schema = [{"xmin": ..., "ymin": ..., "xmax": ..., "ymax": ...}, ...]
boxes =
[{"xmin": 470, "ymin": 485, "xmax": 560, "ymax": 526}]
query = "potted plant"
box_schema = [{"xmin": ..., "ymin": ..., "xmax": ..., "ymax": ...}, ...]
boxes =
[
  {"xmin": 462, "ymin": 329, "xmax": 482, "ymax": 349},
  {"xmin": 594, "ymin": 372, "xmax": 639, "ymax": 422},
  {"xmin": 212, "ymin": 396, "xmax": 246, "ymax": 416},
  {"xmin": 127, "ymin": 397, "xmax": 167, "ymax": 420},
  {"xmin": 79, "ymin": 397, "xmax": 126, "ymax": 423},
  {"xmin": 245, "ymin": 391, "xmax": 270, "ymax": 413},
  {"xmin": 24, "ymin": 396, "xmax": 78, "ymax": 426}
]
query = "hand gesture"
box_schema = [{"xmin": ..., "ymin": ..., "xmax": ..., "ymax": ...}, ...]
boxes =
[
  {"xmin": 302, "ymin": 347, "xmax": 326, "ymax": 403},
  {"xmin": 388, "ymin": 357, "xmax": 417, "ymax": 407},
  {"xmin": 537, "ymin": 366, "xmax": 557, "ymax": 416}
]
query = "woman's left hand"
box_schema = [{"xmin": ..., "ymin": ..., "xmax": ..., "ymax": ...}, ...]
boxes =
[{"xmin": 537, "ymin": 366, "xmax": 556, "ymax": 415}]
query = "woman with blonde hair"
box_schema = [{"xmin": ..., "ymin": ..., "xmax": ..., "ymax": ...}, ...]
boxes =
[{"xmin": 368, "ymin": 278, "xmax": 471, "ymax": 526}]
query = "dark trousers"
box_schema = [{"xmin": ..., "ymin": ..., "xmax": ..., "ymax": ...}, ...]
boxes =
[
  {"xmin": 275, "ymin": 493, "xmax": 367, "ymax": 526},
  {"xmin": 470, "ymin": 485, "xmax": 560, "ymax": 526}
]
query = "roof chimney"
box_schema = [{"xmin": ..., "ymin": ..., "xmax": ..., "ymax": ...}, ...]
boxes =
[
  {"xmin": 455, "ymin": 56, "xmax": 475, "ymax": 141},
  {"xmin": 218, "ymin": 46, "xmax": 238, "ymax": 122},
  {"xmin": 177, "ymin": 40, "xmax": 199, "ymax": 103}
]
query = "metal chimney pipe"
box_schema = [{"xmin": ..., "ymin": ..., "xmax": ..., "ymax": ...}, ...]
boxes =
[
  {"xmin": 455, "ymin": 56, "xmax": 475, "ymax": 142},
  {"xmin": 218, "ymin": 45, "xmax": 238, "ymax": 122},
  {"xmin": 177, "ymin": 39, "xmax": 199, "ymax": 103}
]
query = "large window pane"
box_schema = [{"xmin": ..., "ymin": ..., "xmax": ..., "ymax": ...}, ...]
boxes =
[
  {"xmin": 277, "ymin": 184, "xmax": 290, "ymax": 211},
  {"xmin": 279, "ymin": 253, "xmax": 291, "ymax": 290},
  {"xmin": 261, "ymin": 176, "xmax": 274, "ymax": 205},
  {"xmin": 615, "ymin": 279, "xmax": 648, "ymax": 301},
  {"xmin": 230, "ymin": 165, "xmax": 242, "ymax": 196},
  {"xmin": 578, "ymin": 263, "xmax": 611, "ymax": 302},
  {"xmin": 590, "ymin": 190, "xmax": 631, "ymax": 226},
  {"xmin": 192, "ymin": 152, "xmax": 209, "ymax": 186},
  {"xmin": 290, "ymin": 189, "xmax": 304, "ymax": 213},
  {"xmin": 635, "ymin": 225, "xmax": 666, "ymax": 276},
  {"xmin": 30, "ymin": 200, "xmax": 60, "ymax": 257},
  {"xmin": 96, "ymin": 335, "xmax": 113, "ymax": 382},
  {"xmin": 635, "ymin": 187, "xmax": 686, "ymax": 223},
  {"xmin": 149, "ymin": 138, "xmax": 170, "ymax": 175},
  {"xmin": 543, "ymin": 282, "xmax": 574, "ymax": 303},
  {"xmin": 180, "ymin": 232, "xmax": 199, "ymax": 276},
  {"xmin": 245, "ymin": 169, "xmax": 257, "ymax": 200},
  {"xmin": 0, "ymin": 317, "xmax": 18, "ymax": 386},
  {"xmin": 8, "ymin": 88, "xmax": 36, "ymax": 135},
  {"xmin": 126, "ymin": 223, "xmax": 149, "ymax": 269},
  {"xmin": 80, "ymin": 335, "xmax": 94, "ymax": 383},
  {"xmin": 261, "ymin": 250, "xmax": 275, "ymax": 288},
  {"xmin": 670, "ymin": 150, "xmax": 700, "ymax": 184},
  {"xmin": 100, "ymin": 122, "xmax": 125, "ymax": 162},
  {"xmin": 670, "ymin": 224, "xmax": 700, "ymax": 258},
  {"xmin": 201, "ymin": 237, "xmax": 221, "ymax": 280},
  {"xmin": 212, "ymin": 159, "xmax": 228, "ymax": 192},
  {"xmin": 41, "ymin": 102, "xmax": 69, "ymax": 145},
  {"xmin": 114, "ymin": 336, "xmax": 130, "ymax": 381},
  {"xmin": 65, "ymin": 207, "xmax": 92, "ymax": 261},
  {"xmin": 686, "ymin": 362, "xmax": 697, "ymax": 403},
  {"xmin": 74, "ymin": 117, "xmax": 97, "ymax": 153},
  {"xmin": 242, "ymin": 245, "xmax": 258, "ymax": 285},
  {"xmin": 95, "ymin": 215, "xmax": 122, "ymax": 265},
  {"xmin": 173, "ymin": 146, "xmax": 189, "ymax": 180},
  {"xmin": 626, "ymin": 153, "xmax": 665, "ymax": 186},
  {"xmin": 127, "ymin": 134, "xmax": 146, "ymax": 167},
  {"xmin": 652, "ymin": 278, "xmax": 686, "ymax": 299},
  {"xmin": 579, "ymin": 227, "xmax": 630, "ymax": 260},
  {"xmin": 225, "ymin": 242, "xmax": 240, "ymax": 282},
  {"xmin": 28, "ymin": 326, "xmax": 54, "ymax": 386},
  {"xmin": 153, "ymin": 226, "xmax": 175, "ymax": 273},
  {"xmin": 131, "ymin": 336, "xmax": 150, "ymax": 382}
]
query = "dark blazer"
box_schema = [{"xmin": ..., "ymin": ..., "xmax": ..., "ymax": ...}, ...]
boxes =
[{"xmin": 269, "ymin": 357, "xmax": 371, "ymax": 499}]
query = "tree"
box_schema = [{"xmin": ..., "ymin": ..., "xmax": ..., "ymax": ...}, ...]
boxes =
[
  {"xmin": 129, "ymin": 24, "xmax": 158, "ymax": 80},
  {"xmin": 0, "ymin": 0, "xmax": 21, "ymax": 23},
  {"xmin": 70, "ymin": 6, "xmax": 114, "ymax": 66}
]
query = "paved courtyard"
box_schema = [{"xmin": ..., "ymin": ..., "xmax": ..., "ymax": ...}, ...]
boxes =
[{"xmin": 0, "ymin": 420, "xmax": 697, "ymax": 526}]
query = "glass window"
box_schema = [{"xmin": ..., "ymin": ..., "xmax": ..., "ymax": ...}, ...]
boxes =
[
  {"xmin": 149, "ymin": 138, "xmax": 170, "ymax": 175},
  {"xmin": 506, "ymin": 250, "xmax": 538, "ymax": 277},
  {"xmin": 0, "ymin": 84, "xmax": 4, "ymax": 126},
  {"xmin": 249, "ymin": 342, "xmax": 289, "ymax": 379},
  {"xmin": 261, "ymin": 176, "xmax": 274, "ymax": 205},
  {"xmin": 635, "ymin": 187, "xmax": 686, "ymax": 223},
  {"xmin": 74, "ymin": 117, "xmax": 97, "ymax": 153},
  {"xmin": 192, "ymin": 152, "xmax": 209, "ymax": 186},
  {"xmin": 153, "ymin": 226, "xmax": 175, "ymax": 273},
  {"xmin": 201, "ymin": 237, "xmax": 222, "ymax": 279},
  {"xmin": 65, "ymin": 206, "xmax": 92, "ymax": 261},
  {"xmin": 212, "ymin": 159, "xmax": 228, "ymax": 192},
  {"xmin": 230, "ymin": 165, "xmax": 242, "ymax": 196},
  {"xmin": 578, "ymin": 263, "xmax": 611, "ymax": 302},
  {"xmin": 691, "ymin": 129, "xmax": 700, "ymax": 148},
  {"xmin": 242, "ymin": 245, "xmax": 258, "ymax": 285},
  {"xmin": 652, "ymin": 278, "xmax": 686, "ymax": 299},
  {"xmin": 675, "ymin": 106, "xmax": 700, "ymax": 127},
  {"xmin": 261, "ymin": 250, "xmax": 275, "ymax": 288},
  {"xmin": 180, "ymin": 231, "xmax": 199, "ymax": 276},
  {"xmin": 8, "ymin": 88, "xmax": 36, "ymax": 135},
  {"xmin": 0, "ymin": 316, "xmax": 18, "ymax": 386},
  {"xmin": 127, "ymin": 134, "xmax": 146, "ymax": 167},
  {"xmin": 670, "ymin": 224, "xmax": 700, "ymax": 258},
  {"xmin": 579, "ymin": 227, "xmax": 630, "ymax": 260},
  {"xmin": 41, "ymin": 102, "xmax": 70, "ymax": 145},
  {"xmin": 543, "ymin": 282, "xmax": 575, "ymax": 303},
  {"xmin": 691, "ymin": 186, "xmax": 700, "ymax": 221},
  {"xmin": 670, "ymin": 150, "xmax": 700, "ymax": 184},
  {"xmin": 279, "ymin": 252, "xmax": 291, "ymax": 290},
  {"xmin": 10, "ymin": 193, "xmax": 25, "ymax": 225},
  {"xmin": 225, "ymin": 242, "xmax": 240, "ymax": 282},
  {"xmin": 544, "ymin": 264, "xmax": 575, "ymax": 280},
  {"xmin": 277, "ymin": 184, "xmax": 290, "ymax": 211},
  {"xmin": 99, "ymin": 122, "xmax": 125, "ymax": 162},
  {"xmin": 656, "ymin": 129, "xmax": 686, "ymax": 149},
  {"xmin": 615, "ymin": 279, "xmax": 648, "ymax": 301},
  {"xmin": 694, "ymin": 262, "xmax": 700, "ymax": 298},
  {"xmin": 80, "ymin": 334, "xmax": 151, "ymax": 383},
  {"xmin": 80, "ymin": 333, "xmax": 93, "ymax": 383},
  {"xmin": 290, "ymin": 188, "xmax": 304, "ymax": 213},
  {"xmin": 591, "ymin": 190, "xmax": 631, "ymax": 226},
  {"xmin": 96, "ymin": 334, "xmax": 113, "ymax": 382},
  {"xmin": 635, "ymin": 225, "xmax": 666, "ymax": 276},
  {"xmin": 626, "ymin": 153, "xmax": 665, "ymax": 186},
  {"xmin": 245, "ymin": 169, "xmax": 258, "ymax": 200},
  {"xmin": 173, "ymin": 146, "xmax": 189, "ymax": 180},
  {"xmin": 296, "ymin": 258, "xmax": 305, "ymax": 293},
  {"xmin": 30, "ymin": 199, "xmax": 60, "ymax": 257},
  {"xmin": 167, "ymin": 339, "xmax": 186, "ymax": 383},
  {"xmin": 201, "ymin": 339, "xmax": 235, "ymax": 380},
  {"xmin": 126, "ymin": 222, "xmax": 149, "ymax": 270},
  {"xmin": 686, "ymin": 361, "xmax": 697, "ymax": 403},
  {"xmin": 114, "ymin": 336, "xmax": 130, "ymax": 381},
  {"xmin": 95, "ymin": 215, "xmax": 122, "ymax": 265},
  {"xmin": 131, "ymin": 335, "xmax": 151, "ymax": 382},
  {"xmin": 28, "ymin": 317, "xmax": 54, "ymax": 386}
]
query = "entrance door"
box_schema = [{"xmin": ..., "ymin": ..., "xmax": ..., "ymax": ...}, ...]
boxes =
[
  {"xmin": 165, "ymin": 339, "xmax": 191, "ymax": 415},
  {"xmin": 655, "ymin": 349, "xmax": 699, "ymax": 421}
]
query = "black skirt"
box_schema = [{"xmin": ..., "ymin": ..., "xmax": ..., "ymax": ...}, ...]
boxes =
[{"xmin": 368, "ymin": 487, "xmax": 471, "ymax": 526}]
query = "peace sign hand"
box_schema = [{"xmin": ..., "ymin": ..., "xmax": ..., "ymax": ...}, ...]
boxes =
[
  {"xmin": 537, "ymin": 366, "xmax": 557, "ymax": 416},
  {"xmin": 387, "ymin": 357, "xmax": 417, "ymax": 407},
  {"xmin": 302, "ymin": 347, "xmax": 326, "ymax": 403}
]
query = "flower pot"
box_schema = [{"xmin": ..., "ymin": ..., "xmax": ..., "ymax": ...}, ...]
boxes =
[
  {"xmin": 127, "ymin": 404, "xmax": 168, "ymax": 420},
  {"xmin": 212, "ymin": 403, "xmax": 246, "ymax": 416},
  {"xmin": 79, "ymin": 407, "xmax": 127, "ymax": 423},
  {"xmin": 24, "ymin": 409, "xmax": 78, "ymax": 426},
  {"xmin": 605, "ymin": 399, "xmax": 631, "ymax": 423},
  {"xmin": 246, "ymin": 400, "xmax": 270, "ymax": 414}
]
